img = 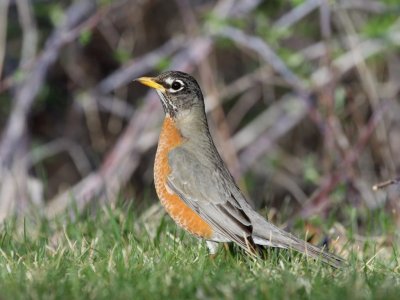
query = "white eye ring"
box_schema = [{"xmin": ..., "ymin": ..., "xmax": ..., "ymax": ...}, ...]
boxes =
[{"xmin": 169, "ymin": 79, "xmax": 185, "ymax": 93}]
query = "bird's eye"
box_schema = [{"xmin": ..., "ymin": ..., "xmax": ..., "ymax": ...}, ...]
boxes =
[{"xmin": 171, "ymin": 80, "xmax": 183, "ymax": 91}]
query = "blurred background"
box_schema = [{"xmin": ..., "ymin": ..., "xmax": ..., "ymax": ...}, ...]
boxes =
[{"xmin": 0, "ymin": 0, "xmax": 399, "ymax": 244}]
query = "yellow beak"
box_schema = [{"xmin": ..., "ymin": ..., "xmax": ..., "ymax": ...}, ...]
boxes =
[{"xmin": 136, "ymin": 77, "xmax": 166, "ymax": 92}]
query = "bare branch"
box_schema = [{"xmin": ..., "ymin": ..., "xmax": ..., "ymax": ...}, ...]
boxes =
[
  {"xmin": 0, "ymin": 0, "xmax": 10, "ymax": 78},
  {"xmin": 274, "ymin": 0, "xmax": 321, "ymax": 28},
  {"xmin": 95, "ymin": 37, "xmax": 184, "ymax": 94},
  {"xmin": 373, "ymin": 178, "xmax": 400, "ymax": 191},
  {"xmin": 27, "ymin": 139, "xmax": 92, "ymax": 177},
  {"xmin": 311, "ymin": 31, "xmax": 400, "ymax": 89},
  {"xmin": 0, "ymin": 0, "xmax": 103, "ymax": 222},
  {"xmin": 213, "ymin": 26, "xmax": 309, "ymax": 94},
  {"xmin": 16, "ymin": 0, "xmax": 38, "ymax": 67},
  {"xmin": 0, "ymin": 0, "xmax": 100, "ymax": 166},
  {"xmin": 94, "ymin": 95, "xmax": 135, "ymax": 120},
  {"xmin": 334, "ymin": 0, "xmax": 389, "ymax": 14},
  {"xmin": 236, "ymin": 95, "xmax": 308, "ymax": 171},
  {"xmin": 298, "ymin": 102, "xmax": 390, "ymax": 218}
]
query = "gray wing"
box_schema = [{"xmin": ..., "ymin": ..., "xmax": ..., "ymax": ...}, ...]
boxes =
[
  {"xmin": 167, "ymin": 147, "xmax": 254, "ymax": 250},
  {"xmin": 167, "ymin": 147, "xmax": 345, "ymax": 267}
]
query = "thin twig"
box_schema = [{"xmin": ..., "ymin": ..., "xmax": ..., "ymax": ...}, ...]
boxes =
[
  {"xmin": 299, "ymin": 103, "xmax": 390, "ymax": 218},
  {"xmin": 16, "ymin": 0, "xmax": 38, "ymax": 67},
  {"xmin": 0, "ymin": 0, "xmax": 102, "ymax": 222},
  {"xmin": 0, "ymin": 0, "xmax": 100, "ymax": 166},
  {"xmin": 236, "ymin": 94, "xmax": 308, "ymax": 171},
  {"xmin": 337, "ymin": 9, "xmax": 395, "ymax": 172},
  {"xmin": 274, "ymin": 0, "xmax": 321, "ymax": 28},
  {"xmin": 95, "ymin": 37, "xmax": 184, "ymax": 94},
  {"xmin": 0, "ymin": 0, "xmax": 10, "ymax": 79},
  {"xmin": 211, "ymin": 25, "xmax": 327, "ymax": 134},
  {"xmin": 311, "ymin": 30, "xmax": 400, "ymax": 88},
  {"xmin": 334, "ymin": 0, "xmax": 389, "ymax": 14},
  {"xmin": 27, "ymin": 138, "xmax": 92, "ymax": 177},
  {"xmin": 373, "ymin": 178, "xmax": 400, "ymax": 191},
  {"xmin": 0, "ymin": 1, "xmax": 109, "ymax": 94},
  {"xmin": 213, "ymin": 26, "xmax": 308, "ymax": 94}
]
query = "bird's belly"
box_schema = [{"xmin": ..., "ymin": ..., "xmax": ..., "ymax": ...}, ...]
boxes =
[{"xmin": 154, "ymin": 117, "xmax": 213, "ymax": 239}]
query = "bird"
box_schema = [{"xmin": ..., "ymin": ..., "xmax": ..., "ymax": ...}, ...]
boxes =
[{"xmin": 136, "ymin": 71, "xmax": 344, "ymax": 268}]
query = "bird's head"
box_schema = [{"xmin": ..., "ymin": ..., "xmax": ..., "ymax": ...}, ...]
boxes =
[{"xmin": 136, "ymin": 71, "xmax": 205, "ymax": 118}]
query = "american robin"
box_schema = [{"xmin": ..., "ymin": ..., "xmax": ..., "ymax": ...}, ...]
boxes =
[{"xmin": 136, "ymin": 71, "xmax": 344, "ymax": 267}]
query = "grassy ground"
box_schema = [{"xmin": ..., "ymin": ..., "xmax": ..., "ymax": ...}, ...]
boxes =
[{"xmin": 1, "ymin": 203, "xmax": 400, "ymax": 300}]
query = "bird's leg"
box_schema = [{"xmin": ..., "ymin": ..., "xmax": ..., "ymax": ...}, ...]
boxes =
[{"xmin": 206, "ymin": 241, "xmax": 219, "ymax": 258}]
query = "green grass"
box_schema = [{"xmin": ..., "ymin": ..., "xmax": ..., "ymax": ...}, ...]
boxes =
[{"xmin": 1, "ymin": 203, "xmax": 400, "ymax": 300}]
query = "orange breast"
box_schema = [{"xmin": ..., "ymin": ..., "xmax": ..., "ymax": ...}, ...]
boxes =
[{"xmin": 154, "ymin": 117, "xmax": 213, "ymax": 239}]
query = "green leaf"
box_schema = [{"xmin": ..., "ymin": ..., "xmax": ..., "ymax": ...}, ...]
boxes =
[
  {"xmin": 113, "ymin": 49, "xmax": 131, "ymax": 64},
  {"xmin": 155, "ymin": 57, "xmax": 171, "ymax": 72},
  {"xmin": 49, "ymin": 4, "xmax": 64, "ymax": 27},
  {"xmin": 79, "ymin": 30, "xmax": 92, "ymax": 46}
]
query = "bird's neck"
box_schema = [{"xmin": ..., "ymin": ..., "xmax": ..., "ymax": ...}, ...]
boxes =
[
  {"xmin": 173, "ymin": 106, "xmax": 210, "ymax": 142},
  {"xmin": 163, "ymin": 107, "xmax": 221, "ymax": 165}
]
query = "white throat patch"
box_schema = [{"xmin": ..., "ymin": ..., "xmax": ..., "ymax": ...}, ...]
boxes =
[{"xmin": 156, "ymin": 89, "xmax": 178, "ymax": 113}]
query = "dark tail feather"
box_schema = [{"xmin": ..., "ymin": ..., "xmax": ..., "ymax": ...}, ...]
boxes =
[
  {"xmin": 288, "ymin": 239, "xmax": 345, "ymax": 268},
  {"xmin": 253, "ymin": 231, "xmax": 345, "ymax": 268}
]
